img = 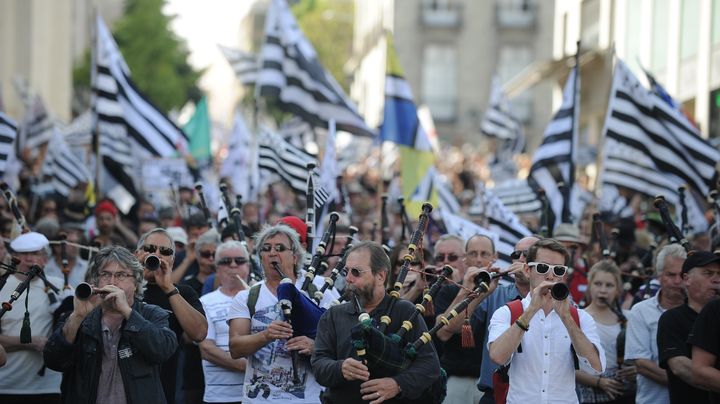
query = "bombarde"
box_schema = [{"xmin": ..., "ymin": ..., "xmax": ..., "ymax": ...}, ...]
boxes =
[
  {"xmin": 75, "ymin": 282, "xmax": 109, "ymax": 300},
  {"xmin": 390, "ymin": 203, "xmax": 433, "ymax": 299}
]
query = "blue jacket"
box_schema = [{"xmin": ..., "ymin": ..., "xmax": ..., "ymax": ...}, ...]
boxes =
[{"xmin": 44, "ymin": 300, "xmax": 178, "ymax": 404}]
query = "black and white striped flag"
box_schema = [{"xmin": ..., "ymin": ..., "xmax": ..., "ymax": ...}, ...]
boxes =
[
  {"xmin": 486, "ymin": 178, "xmax": 541, "ymax": 215},
  {"xmin": 257, "ymin": 0, "xmax": 375, "ymax": 138},
  {"xmin": 0, "ymin": 108, "xmax": 18, "ymax": 180},
  {"xmin": 93, "ymin": 16, "xmax": 189, "ymax": 195},
  {"xmin": 410, "ymin": 166, "xmax": 461, "ymax": 214},
  {"xmin": 528, "ymin": 67, "xmax": 579, "ymax": 228},
  {"xmin": 257, "ymin": 127, "xmax": 328, "ymax": 209},
  {"xmin": 220, "ymin": 112, "xmax": 259, "ymax": 202},
  {"xmin": 600, "ymin": 60, "xmax": 719, "ymax": 233},
  {"xmin": 481, "ymin": 77, "xmax": 525, "ymax": 158},
  {"xmin": 40, "ymin": 131, "xmax": 92, "ymax": 197},
  {"xmin": 218, "ymin": 45, "xmax": 258, "ymax": 86},
  {"xmin": 19, "ymin": 95, "xmax": 54, "ymax": 153}
]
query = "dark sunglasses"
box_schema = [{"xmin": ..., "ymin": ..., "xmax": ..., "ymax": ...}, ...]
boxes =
[
  {"xmin": 260, "ymin": 244, "xmax": 291, "ymax": 253},
  {"xmin": 217, "ymin": 256, "xmax": 248, "ymax": 266},
  {"xmin": 142, "ymin": 244, "xmax": 174, "ymax": 256},
  {"xmin": 510, "ymin": 249, "xmax": 528, "ymax": 260},
  {"xmin": 199, "ymin": 250, "xmax": 216, "ymax": 259},
  {"xmin": 528, "ymin": 262, "xmax": 568, "ymax": 277},
  {"xmin": 434, "ymin": 253, "xmax": 459, "ymax": 262},
  {"xmin": 342, "ymin": 266, "xmax": 372, "ymax": 277}
]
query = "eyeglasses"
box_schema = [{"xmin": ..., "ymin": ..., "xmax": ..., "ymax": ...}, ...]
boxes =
[
  {"xmin": 199, "ymin": 250, "xmax": 216, "ymax": 259},
  {"xmin": 510, "ymin": 249, "xmax": 528, "ymax": 260},
  {"xmin": 528, "ymin": 262, "xmax": 568, "ymax": 277},
  {"xmin": 217, "ymin": 256, "xmax": 248, "ymax": 266},
  {"xmin": 342, "ymin": 266, "xmax": 372, "ymax": 278},
  {"xmin": 260, "ymin": 244, "xmax": 291, "ymax": 253},
  {"xmin": 434, "ymin": 253, "xmax": 460, "ymax": 262},
  {"xmin": 142, "ymin": 244, "xmax": 174, "ymax": 257},
  {"xmin": 99, "ymin": 271, "xmax": 134, "ymax": 281}
]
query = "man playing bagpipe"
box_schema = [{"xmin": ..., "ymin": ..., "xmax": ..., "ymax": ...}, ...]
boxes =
[{"xmin": 311, "ymin": 240, "xmax": 441, "ymax": 404}]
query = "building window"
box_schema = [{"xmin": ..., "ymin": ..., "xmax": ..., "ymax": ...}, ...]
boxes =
[
  {"xmin": 496, "ymin": 0, "xmax": 536, "ymax": 29},
  {"xmin": 680, "ymin": 0, "xmax": 700, "ymax": 60},
  {"xmin": 652, "ymin": 0, "xmax": 670, "ymax": 71},
  {"xmin": 422, "ymin": 44, "xmax": 457, "ymax": 121},
  {"xmin": 498, "ymin": 45, "xmax": 533, "ymax": 122},
  {"xmin": 713, "ymin": 0, "xmax": 720, "ymax": 44}
]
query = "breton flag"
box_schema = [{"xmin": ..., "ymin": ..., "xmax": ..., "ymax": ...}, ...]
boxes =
[
  {"xmin": 410, "ymin": 166, "xmax": 461, "ymax": 214},
  {"xmin": 220, "ymin": 112, "xmax": 259, "ymax": 202},
  {"xmin": 488, "ymin": 178, "xmax": 541, "ymax": 215},
  {"xmin": 257, "ymin": 0, "xmax": 374, "ymax": 138},
  {"xmin": 0, "ymin": 106, "xmax": 18, "ymax": 180},
  {"xmin": 600, "ymin": 59, "xmax": 718, "ymax": 233},
  {"xmin": 18, "ymin": 95, "xmax": 54, "ymax": 153},
  {"xmin": 257, "ymin": 127, "xmax": 328, "ymax": 210},
  {"xmin": 218, "ymin": 45, "xmax": 259, "ymax": 86},
  {"xmin": 528, "ymin": 66, "xmax": 580, "ymax": 229},
  {"xmin": 381, "ymin": 34, "xmax": 436, "ymax": 216},
  {"xmin": 92, "ymin": 16, "xmax": 189, "ymax": 196},
  {"xmin": 40, "ymin": 131, "xmax": 92, "ymax": 197},
  {"xmin": 481, "ymin": 77, "xmax": 525, "ymax": 159},
  {"xmin": 469, "ymin": 183, "xmax": 533, "ymax": 268}
]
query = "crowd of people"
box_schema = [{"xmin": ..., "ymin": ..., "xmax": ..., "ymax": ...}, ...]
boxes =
[{"xmin": 0, "ymin": 176, "xmax": 718, "ymax": 404}]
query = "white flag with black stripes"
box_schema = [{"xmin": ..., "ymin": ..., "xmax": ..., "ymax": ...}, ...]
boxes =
[{"xmin": 218, "ymin": 45, "xmax": 258, "ymax": 86}]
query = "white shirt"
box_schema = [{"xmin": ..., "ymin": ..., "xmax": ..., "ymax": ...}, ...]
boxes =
[
  {"xmin": 200, "ymin": 288, "xmax": 244, "ymax": 403},
  {"xmin": 0, "ymin": 275, "xmax": 63, "ymax": 394},
  {"xmin": 487, "ymin": 294, "xmax": 606, "ymax": 404},
  {"xmin": 624, "ymin": 292, "xmax": 670, "ymax": 404},
  {"xmin": 226, "ymin": 280, "xmax": 324, "ymax": 404},
  {"xmin": 43, "ymin": 258, "xmax": 88, "ymax": 288}
]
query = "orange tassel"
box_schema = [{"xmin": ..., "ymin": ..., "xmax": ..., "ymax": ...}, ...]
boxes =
[{"xmin": 461, "ymin": 313, "xmax": 475, "ymax": 348}]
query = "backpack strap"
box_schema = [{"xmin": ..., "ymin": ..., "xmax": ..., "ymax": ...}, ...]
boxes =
[
  {"xmin": 248, "ymin": 283, "xmax": 262, "ymax": 319},
  {"xmin": 569, "ymin": 305, "xmax": 581, "ymax": 369},
  {"xmin": 507, "ymin": 300, "xmax": 524, "ymax": 353}
]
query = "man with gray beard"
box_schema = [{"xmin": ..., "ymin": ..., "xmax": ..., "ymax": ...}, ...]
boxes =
[{"xmin": 311, "ymin": 241, "xmax": 441, "ymax": 403}]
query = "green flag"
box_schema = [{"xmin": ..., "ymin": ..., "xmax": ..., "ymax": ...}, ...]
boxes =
[{"xmin": 183, "ymin": 97, "xmax": 211, "ymax": 164}]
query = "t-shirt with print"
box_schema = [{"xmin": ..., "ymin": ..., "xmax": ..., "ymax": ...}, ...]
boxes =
[
  {"xmin": 226, "ymin": 281, "xmax": 322, "ymax": 404},
  {"xmin": 201, "ymin": 288, "xmax": 245, "ymax": 403}
]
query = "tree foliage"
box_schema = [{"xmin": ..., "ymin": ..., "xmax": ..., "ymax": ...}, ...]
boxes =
[
  {"xmin": 73, "ymin": 0, "xmax": 202, "ymax": 114},
  {"xmin": 292, "ymin": 0, "xmax": 354, "ymax": 94}
]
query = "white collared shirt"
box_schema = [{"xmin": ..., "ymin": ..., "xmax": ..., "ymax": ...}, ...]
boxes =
[{"xmin": 488, "ymin": 294, "xmax": 606, "ymax": 404}]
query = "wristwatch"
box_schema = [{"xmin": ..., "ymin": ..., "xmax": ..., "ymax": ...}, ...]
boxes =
[{"xmin": 165, "ymin": 287, "xmax": 180, "ymax": 298}]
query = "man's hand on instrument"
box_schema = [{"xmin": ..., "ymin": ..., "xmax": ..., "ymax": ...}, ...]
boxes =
[
  {"xmin": 153, "ymin": 259, "xmax": 174, "ymax": 293},
  {"xmin": 360, "ymin": 377, "xmax": 400, "ymax": 404},
  {"xmin": 265, "ymin": 320, "xmax": 293, "ymax": 341},
  {"xmin": 528, "ymin": 280, "xmax": 554, "ymax": 315},
  {"xmin": 286, "ymin": 335, "xmax": 314, "ymax": 355},
  {"xmin": 342, "ymin": 357, "xmax": 369, "ymax": 381}
]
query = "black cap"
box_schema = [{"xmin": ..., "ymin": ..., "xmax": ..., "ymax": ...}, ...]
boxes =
[{"xmin": 682, "ymin": 250, "xmax": 720, "ymax": 274}]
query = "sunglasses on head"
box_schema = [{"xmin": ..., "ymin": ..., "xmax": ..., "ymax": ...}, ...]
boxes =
[
  {"xmin": 260, "ymin": 244, "xmax": 291, "ymax": 253},
  {"xmin": 142, "ymin": 244, "xmax": 174, "ymax": 256},
  {"xmin": 342, "ymin": 266, "xmax": 372, "ymax": 278},
  {"xmin": 528, "ymin": 262, "xmax": 568, "ymax": 277},
  {"xmin": 217, "ymin": 256, "xmax": 248, "ymax": 266},
  {"xmin": 510, "ymin": 249, "xmax": 528, "ymax": 260},
  {"xmin": 434, "ymin": 253, "xmax": 459, "ymax": 262},
  {"xmin": 199, "ymin": 250, "xmax": 216, "ymax": 259}
]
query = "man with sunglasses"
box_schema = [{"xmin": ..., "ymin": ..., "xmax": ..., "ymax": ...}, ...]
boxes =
[
  {"xmin": 434, "ymin": 234, "xmax": 498, "ymax": 404},
  {"xmin": 136, "ymin": 228, "xmax": 208, "ymax": 404},
  {"xmin": 474, "ymin": 235, "xmax": 539, "ymax": 403},
  {"xmin": 312, "ymin": 240, "xmax": 441, "ymax": 403},
  {"xmin": 199, "ymin": 240, "xmax": 251, "ymax": 403},
  {"xmin": 488, "ymin": 238, "xmax": 605, "ymax": 403},
  {"xmin": 227, "ymin": 223, "xmax": 334, "ymax": 403}
]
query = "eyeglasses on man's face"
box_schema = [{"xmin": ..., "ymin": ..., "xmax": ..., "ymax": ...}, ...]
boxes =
[
  {"xmin": 98, "ymin": 271, "xmax": 134, "ymax": 282},
  {"xmin": 199, "ymin": 250, "xmax": 216, "ymax": 259},
  {"xmin": 342, "ymin": 266, "xmax": 372, "ymax": 278},
  {"xmin": 260, "ymin": 244, "xmax": 291, "ymax": 253},
  {"xmin": 510, "ymin": 249, "xmax": 529, "ymax": 260},
  {"xmin": 217, "ymin": 256, "xmax": 248, "ymax": 266},
  {"xmin": 434, "ymin": 253, "xmax": 460, "ymax": 263},
  {"xmin": 527, "ymin": 262, "xmax": 568, "ymax": 277},
  {"xmin": 142, "ymin": 244, "xmax": 174, "ymax": 257}
]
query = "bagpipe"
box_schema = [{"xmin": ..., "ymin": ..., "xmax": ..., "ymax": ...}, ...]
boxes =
[
  {"xmin": 653, "ymin": 195, "xmax": 691, "ymax": 251},
  {"xmin": 389, "ymin": 203, "xmax": 433, "ymax": 299},
  {"xmin": 301, "ymin": 212, "xmax": 340, "ymax": 294}
]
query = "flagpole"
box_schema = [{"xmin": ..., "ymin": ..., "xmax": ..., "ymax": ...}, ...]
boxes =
[{"xmin": 562, "ymin": 40, "xmax": 581, "ymax": 224}]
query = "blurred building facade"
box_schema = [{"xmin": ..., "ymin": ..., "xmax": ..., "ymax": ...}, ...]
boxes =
[
  {"xmin": 0, "ymin": 0, "xmax": 123, "ymax": 122},
  {"xmin": 349, "ymin": 0, "xmax": 556, "ymax": 149}
]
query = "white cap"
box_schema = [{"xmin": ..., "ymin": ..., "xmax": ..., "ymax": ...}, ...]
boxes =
[
  {"xmin": 10, "ymin": 232, "xmax": 50, "ymax": 253},
  {"xmin": 167, "ymin": 227, "xmax": 188, "ymax": 245}
]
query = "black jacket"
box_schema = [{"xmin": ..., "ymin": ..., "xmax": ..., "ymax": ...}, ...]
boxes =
[
  {"xmin": 311, "ymin": 294, "xmax": 441, "ymax": 403},
  {"xmin": 43, "ymin": 300, "xmax": 178, "ymax": 404}
]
